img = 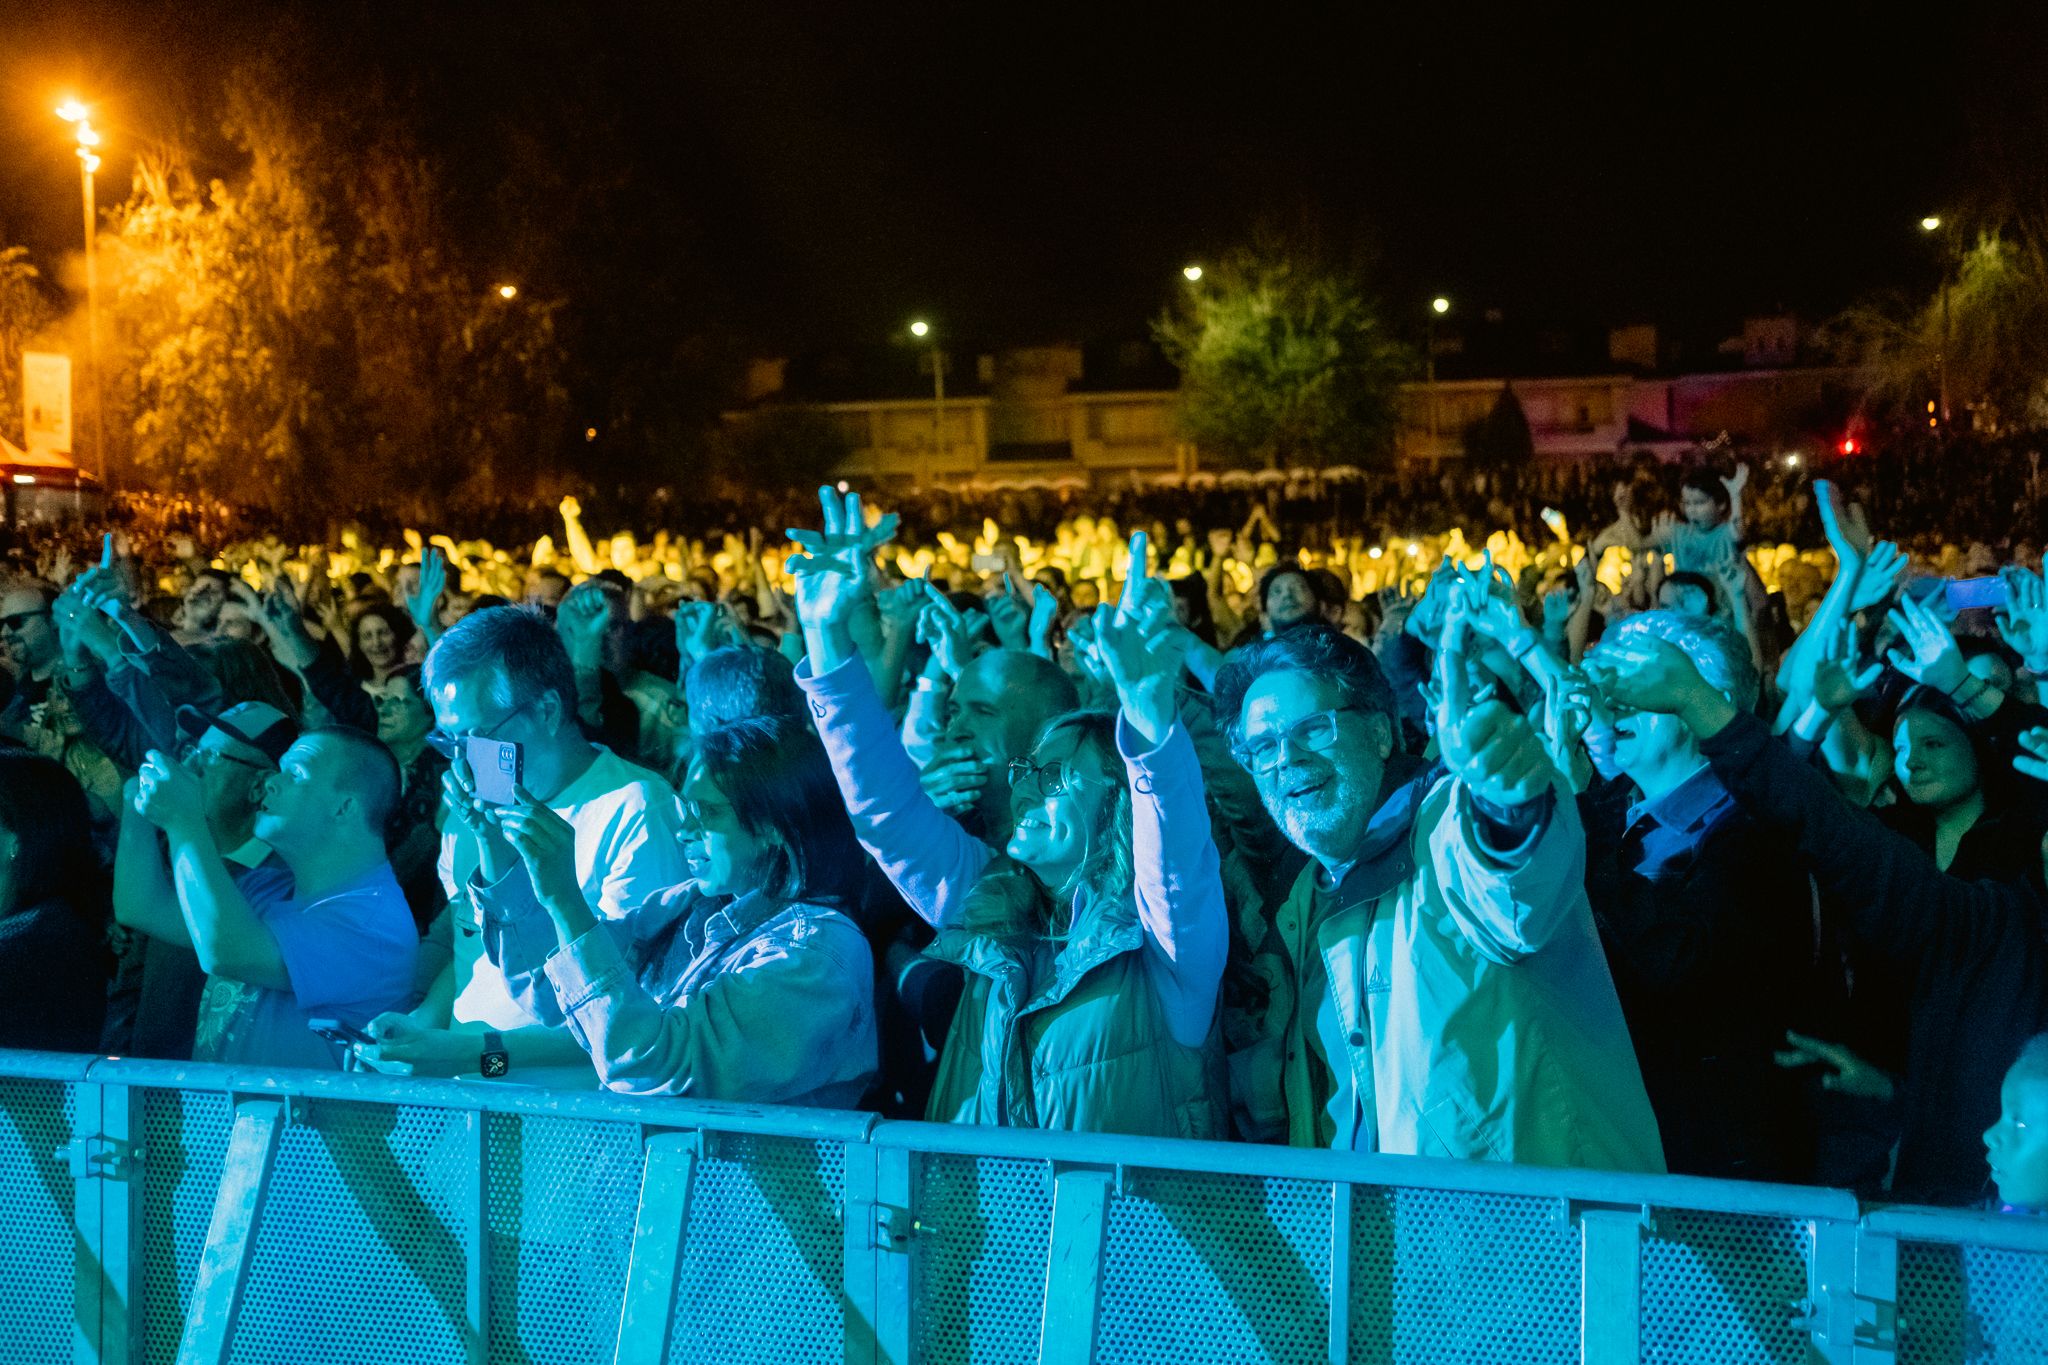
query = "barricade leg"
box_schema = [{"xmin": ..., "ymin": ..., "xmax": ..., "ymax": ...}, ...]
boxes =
[
  {"xmin": 613, "ymin": 1129, "xmax": 702, "ymax": 1365},
  {"xmin": 844, "ymin": 1143, "xmax": 917, "ymax": 1365},
  {"xmin": 1038, "ymin": 1166, "xmax": 1115, "ymax": 1365},
  {"xmin": 1851, "ymin": 1229, "xmax": 1899, "ymax": 1363},
  {"xmin": 1578, "ymin": 1206, "xmax": 1646, "ymax": 1365},
  {"xmin": 174, "ymin": 1097, "xmax": 286, "ymax": 1365},
  {"xmin": 68, "ymin": 1081, "xmax": 144, "ymax": 1365},
  {"xmin": 1326, "ymin": 1183, "xmax": 1352, "ymax": 1365}
]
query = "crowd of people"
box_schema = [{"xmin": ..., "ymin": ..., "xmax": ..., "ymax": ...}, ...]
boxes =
[{"xmin": 2, "ymin": 445, "xmax": 2046, "ymax": 1220}]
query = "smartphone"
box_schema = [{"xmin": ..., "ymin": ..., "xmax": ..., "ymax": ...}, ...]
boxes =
[
  {"xmin": 308, "ymin": 1018, "xmax": 375, "ymax": 1048},
  {"xmin": 1947, "ymin": 576, "xmax": 2009, "ymax": 613},
  {"xmin": 970, "ymin": 552, "xmax": 1005, "ymax": 573},
  {"xmin": 466, "ymin": 736, "xmax": 524, "ymax": 805}
]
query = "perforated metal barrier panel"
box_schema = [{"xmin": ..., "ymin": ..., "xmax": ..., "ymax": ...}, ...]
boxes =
[
  {"xmin": 1, "ymin": 1052, "xmax": 2043, "ymax": 1365},
  {"xmin": 0, "ymin": 1074, "xmax": 79, "ymax": 1365}
]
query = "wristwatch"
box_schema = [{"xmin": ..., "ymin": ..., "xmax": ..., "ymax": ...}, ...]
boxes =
[{"xmin": 479, "ymin": 1030, "xmax": 509, "ymax": 1079}]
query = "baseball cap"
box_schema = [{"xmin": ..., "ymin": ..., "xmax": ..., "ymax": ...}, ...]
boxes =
[{"xmin": 174, "ymin": 701, "xmax": 300, "ymax": 766}]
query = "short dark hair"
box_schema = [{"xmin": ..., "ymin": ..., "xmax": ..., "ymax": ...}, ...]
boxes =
[
  {"xmin": 1256, "ymin": 560, "xmax": 1319, "ymax": 613},
  {"xmin": 695, "ymin": 715, "xmax": 866, "ymax": 909},
  {"xmin": 306, "ymin": 725, "xmax": 402, "ymax": 832},
  {"xmin": 0, "ymin": 751, "xmax": 107, "ymax": 934},
  {"xmin": 686, "ymin": 645, "xmax": 805, "ymax": 732},
  {"xmin": 1660, "ymin": 570, "xmax": 1719, "ymax": 614},
  {"xmin": 1681, "ymin": 469, "xmax": 1732, "ymax": 515},
  {"xmin": 1213, "ymin": 624, "xmax": 1397, "ymax": 744},
  {"xmin": 424, "ymin": 605, "xmax": 578, "ymax": 719}
]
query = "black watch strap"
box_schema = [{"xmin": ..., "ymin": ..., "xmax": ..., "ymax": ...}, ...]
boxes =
[{"xmin": 480, "ymin": 1030, "xmax": 510, "ymax": 1078}]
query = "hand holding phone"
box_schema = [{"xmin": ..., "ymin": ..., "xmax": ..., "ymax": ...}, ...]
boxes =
[{"xmin": 465, "ymin": 736, "xmax": 524, "ymax": 806}]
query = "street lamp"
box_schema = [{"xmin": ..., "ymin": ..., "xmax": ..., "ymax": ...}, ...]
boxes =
[
  {"xmin": 1182, "ymin": 264, "xmax": 1203, "ymax": 282},
  {"xmin": 908, "ymin": 319, "xmax": 944, "ymax": 487},
  {"xmin": 1920, "ymin": 215, "xmax": 1952, "ymax": 427},
  {"xmin": 495, "ymin": 283, "xmax": 518, "ymax": 300},
  {"xmin": 1426, "ymin": 296, "xmax": 1451, "ymax": 449},
  {"xmin": 55, "ymin": 99, "xmax": 108, "ymax": 486}
]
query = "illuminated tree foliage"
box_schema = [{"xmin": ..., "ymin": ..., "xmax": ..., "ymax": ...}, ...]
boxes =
[
  {"xmin": 0, "ymin": 247, "xmax": 58, "ymax": 450},
  {"xmin": 104, "ymin": 61, "xmax": 567, "ymax": 526},
  {"xmin": 1153, "ymin": 240, "xmax": 1413, "ymax": 469}
]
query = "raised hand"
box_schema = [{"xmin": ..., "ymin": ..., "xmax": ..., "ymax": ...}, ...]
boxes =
[
  {"xmin": 556, "ymin": 583, "xmax": 613, "ymax": 669},
  {"xmin": 134, "ymin": 749, "xmax": 209, "ymax": 839},
  {"xmin": 1434, "ymin": 601, "xmax": 1554, "ymax": 808},
  {"xmin": 1094, "ymin": 531, "xmax": 1191, "ymax": 746},
  {"xmin": 1721, "ymin": 462, "xmax": 1749, "ymax": 501},
  {"xmin": 786, "ymin": 487, "xmax": 900, "ymax": 655},
  {"xmin": 1774, "ymin": 1031, "xmax": 1894, "ymax": 1102},
  {"xmin": 1583, "ymin": 635, "xmax": 1713, "ymax": 718},
  {"xmin": 915, "ymin": 584, "xmax": 979, "ymax": 681},
  {"xmin": 1884, "ymin": 591, "xmax": 1969, "ymax": 695},
  {"xmin": 1847, "ymin": 541, "xmax": 1908, "ymax": 614},
  {"xmin": 406, "ymin": 547, "xmax": 448, "ymax": 639},
  {"xmin": 1997, "ymin": 565, "xmax": 2048, "ymax": 672},
  {"xmin": 674, "ymin": 599, "xmax": 734, "ymax": 666},
  {"xmin": 1809, "ymin": 617, "xmax": 1883, "ymax": 714},
  {"xmin": 493, "ymin": 785, "xmax": 588, "ymax": 929},
  {"xmin": 985, "ymin": 574, "xmax": 1033, "ymax": 651}
]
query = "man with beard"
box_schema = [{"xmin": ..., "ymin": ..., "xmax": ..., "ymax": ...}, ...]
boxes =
[{"xmin": 1213, "ymin": 621, "xmax": 1663, "ymax": 1170}]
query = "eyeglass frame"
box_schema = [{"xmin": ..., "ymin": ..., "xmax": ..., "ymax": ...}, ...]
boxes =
[
  {"xmin": 0, "ymin": 609, "xmax": 52, "ymax": 632},
  {"xmin": 1230, "ymin": 704, "xmax": 1365, "ymax": 774},
  {"xmin": 424, "ymin": 697, "xmax": 536, "ymax": 759},
  {"xmin": 177, "ymin": 737, "xmax": 274, "ymax": 774},
  {"xmin": 1006, "ymin": 755, "xmax": 1116, "ymax": 800}
]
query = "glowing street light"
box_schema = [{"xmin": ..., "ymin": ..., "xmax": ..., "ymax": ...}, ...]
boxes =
[
  {"xmin": 1920, "ymin": 216, "xmax": 1942, "ymax": 233},
  {"xmin": 909, "ymin": 319, "xmax": 930, "ymax": 339},
  {"xmin": 55, "ymin": 98, "xmax": 108, "ymax": 484},
  {"xmin": 1182, "ymin": 264, "xmax": 1203, "ymax": 282},
  {"xmin": 1426, "ymin": 296, "xmax": 1452, "ymax": 447},
  {"xmin": 496, "ymin": 283, "xmax": 518, "ymax": 300}
]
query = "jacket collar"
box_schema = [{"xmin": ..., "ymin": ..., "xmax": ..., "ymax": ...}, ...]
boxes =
[{"xmin": 1327, "ymin": 753, "xmax": 1441, "ymax": 911}]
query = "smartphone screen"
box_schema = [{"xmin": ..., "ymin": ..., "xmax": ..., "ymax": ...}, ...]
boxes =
[
  {"xmin": 466, "ymin": 736, "xmax": 524, "ymax": 805},
  {"xmin": 1946, "ymin": 576, "xmax": 2009, "ymax": 613},
  {"xmin": 307, "ymin": 1017, "xmax": 374, "ymax": 1048}
]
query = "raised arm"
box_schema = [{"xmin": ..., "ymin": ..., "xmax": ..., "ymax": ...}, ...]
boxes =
[
  {"xmin": 134, "ymin": 751, "xmax": 291, "ymax": 989},
  {"xmin": 1095, "ymin": 530, "xmax": 1227, "ymax": 1047},
  {"xmin": 788, "ymin": 486, "xmax": 991, "ymax": 926}
]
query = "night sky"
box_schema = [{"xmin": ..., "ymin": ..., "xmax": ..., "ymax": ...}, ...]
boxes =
[{"xmin": 0, "ymin": 1, "xmax": 2037, "ymax": 360}]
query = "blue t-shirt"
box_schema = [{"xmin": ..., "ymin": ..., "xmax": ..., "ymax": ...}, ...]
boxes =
[{"xmin": 192, "ymin": 861, "xmax": 419, "ymax": 1070}]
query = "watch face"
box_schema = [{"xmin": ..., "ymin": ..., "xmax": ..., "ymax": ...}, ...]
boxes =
[{"xmin": 481, "ymin": 1051, "xmax": 509, "ymax": 1079}]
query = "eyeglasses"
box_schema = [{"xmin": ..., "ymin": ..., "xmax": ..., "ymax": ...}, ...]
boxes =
[
  {"xmin": 425, "ymin": 699, "xmax": 534, "ymax": 758},
  {"xmin": 0, "ymin": 610, "xmax": 50, "ymax": 631},
  {"xmin": 1006, "ymin": 757, "xmax": 1111, "ymax": 799},
  {"xmin": 1231, "ymin": 706, "xmax": 1362, "ymax": 774},
  {"xmin": 177, "ymin": 739, "xmax": 272, "ymax": 774}
]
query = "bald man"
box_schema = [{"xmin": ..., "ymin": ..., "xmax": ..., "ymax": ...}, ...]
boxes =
[
  {"xmin": 126, "ymin": 726, "xmax": 417, "ymax": 1069},
  {"xmin": 921, "ymin": 648, "xmax": 1079, "ymax": 844}
]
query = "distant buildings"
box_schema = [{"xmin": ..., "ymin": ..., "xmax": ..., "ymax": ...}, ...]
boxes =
[{"xmin": 734, "ymin": 318, "xmax": 1863, "ymax": 489}]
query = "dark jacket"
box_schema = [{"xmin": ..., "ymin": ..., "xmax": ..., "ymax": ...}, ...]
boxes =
[
  {"xmin": 0, "ymin": 899, "xmax": 108, "ymax": 1052},
  {"xmin": 1580, "ymin": 767, "xmax": 1820, "ymax": 1182},
  {"xmin": 1700, "ymin": 711, "xmax": 2048, "ymax": 1205}
]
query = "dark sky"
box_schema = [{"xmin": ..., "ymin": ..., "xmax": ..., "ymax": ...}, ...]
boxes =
[{"xmin": 0, "ymin": 0, "xmax": 2036, "ymax": 357}]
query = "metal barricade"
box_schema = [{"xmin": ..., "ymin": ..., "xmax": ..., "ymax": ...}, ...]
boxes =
[{"xmin": 0, "ymin": 1049, "xmax": 2042, "ymax": 1365}]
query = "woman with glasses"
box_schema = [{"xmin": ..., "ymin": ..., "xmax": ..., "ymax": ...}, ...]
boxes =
[
  {"xmin": 791, "ymin": 489, "xmax": 1227, "ymax": 1138},
  {"xmin": 450, "ymin": 713, "xmax": 878, "ymax": 1106}
]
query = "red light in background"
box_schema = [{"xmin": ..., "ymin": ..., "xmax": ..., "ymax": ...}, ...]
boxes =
[{"xmin": 1838, "ymin": 437, "xmax": 1860, "ymax": 456}]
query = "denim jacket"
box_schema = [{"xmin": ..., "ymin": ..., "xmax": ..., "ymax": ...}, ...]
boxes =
[{"xmin": 476, "ymin": 872, "xmax": 877, "ymax": 1107}]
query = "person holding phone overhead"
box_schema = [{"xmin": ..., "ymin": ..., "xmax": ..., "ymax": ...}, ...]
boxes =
[
  {"xmin": 369, "ymin": 606, "xmax": 686, "ymax": 1083},
  {"xmin": 119, "ymin": 719, "xmax": 416, "ymax": 1069}
]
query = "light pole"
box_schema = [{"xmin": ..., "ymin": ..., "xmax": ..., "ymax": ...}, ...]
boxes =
[
  {"xmin": 1427, "ymin": 296, "xmax": 1450, "ymax": 451},
  {"xmin": 56, "ymin": 100, "xmax": 107, "ymax": 486},
  {"xmin": 909, "ymin": 319, "xmax": 944, "ymax": 488},
  {"xmin": 1920, "ymin": 216, "xmax": 1951, "ymax": 428}
]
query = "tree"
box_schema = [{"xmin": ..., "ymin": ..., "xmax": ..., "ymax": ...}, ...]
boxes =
[
  {"xmin": 0, "ymin": 247, "xmax": 57, "ymax": 449},
  {"xmin": 708, "ymin": 404, "xmax": 855, "ymax": 489},
  {"xmin": 1462, "ymin": 382, "xmax": 1535, "ymax": 470},
  {"xmin": 1153, "ymin": 241, "xmax": 1414, "ymax": 469}
]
